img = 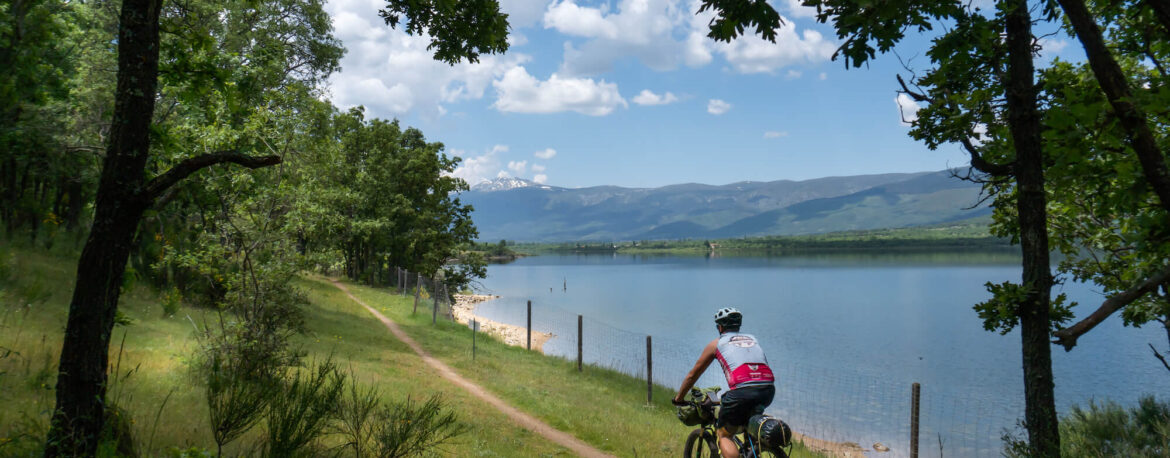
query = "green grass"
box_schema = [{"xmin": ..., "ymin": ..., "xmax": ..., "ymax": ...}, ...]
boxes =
[
  {"xmin": 0, "ymin": 245, "xmax": 826, "ymax": 457},
  {"xmin": 334, "ymin": 280, "xmax": 826, "ymax": 458},
  {"xmin": 0, "ymin": 247, "xmax": 569, "ymax": 456}
]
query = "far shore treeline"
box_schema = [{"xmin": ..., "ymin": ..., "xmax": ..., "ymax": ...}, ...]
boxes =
[{"xmin": 479, "ymin": 218, "xmax": 1016, "ymax": 257}]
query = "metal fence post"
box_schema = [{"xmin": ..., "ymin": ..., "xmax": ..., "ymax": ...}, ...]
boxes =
[
  {"xmin": 526, "ymin": 300, "xmax": 532, "ymax": 350},
  {"xmin": 577, "ymin": 314, "xmax": 583, "ymax": 372},
  {"xmin": 646, "ymin": 336, "xmax": 653, "ymax": 404},
  {"xmin": 472, "ymin": 319, "xmax": 477, "ymax": 361},
  {"xmin": 911, "ymin": 382, "xmax": 921, "ymax": 458}
]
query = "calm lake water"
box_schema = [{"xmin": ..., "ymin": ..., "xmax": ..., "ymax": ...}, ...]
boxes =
[{"xmin": 471, "ymin": 252, "xmax": 1170, "ymax": 457}]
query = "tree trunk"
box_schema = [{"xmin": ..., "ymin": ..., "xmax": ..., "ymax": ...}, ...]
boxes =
[
  {"xmin": 1058, "ymin": 0, "xmax": 1170, "ymax": 214},
  {"xmin": 43, "ymin": 0, "xmax": 163, "ymax": 454},
  {"xmin": 1003, "ymin": 0, "xmax": 1060, "ymax": 455}
]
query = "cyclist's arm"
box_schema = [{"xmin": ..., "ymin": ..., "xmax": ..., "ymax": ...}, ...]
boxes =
[{"xmin": 673, "ymin": 339, "xmax": 717, "ymax": 403}]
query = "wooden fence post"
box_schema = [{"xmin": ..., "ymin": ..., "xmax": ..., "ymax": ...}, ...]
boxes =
[
  {"xmin": 577, "ymin": 314, "xmax": 583, "ymax": 372},
  {"xmin": 646, "ymin": 336, "xmax": 653, "ymax": 404},
  {"xmin": 911, "ymin": 382, "xmax": 921, "ymax": 458},
  {"xmin": 413, "ymin": 273, "xmax": 421, "ymax": 314},
  {"xmin": 526, "ymin": 300, "xmax": 532, "ymax": 350},
  {"xmin": 432, "ymin": 273, "xmax": 439, "ymax": 325}
]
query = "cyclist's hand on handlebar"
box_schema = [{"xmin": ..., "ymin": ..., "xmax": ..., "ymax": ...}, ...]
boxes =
[{"xmin": 671, "ymin": 398, "xmax": 688, "ymax": 406}]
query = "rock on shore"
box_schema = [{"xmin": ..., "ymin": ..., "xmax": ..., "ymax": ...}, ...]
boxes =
[{"xmin": 453, "ymin": 294, "xmax": 553, "ymax": 352}]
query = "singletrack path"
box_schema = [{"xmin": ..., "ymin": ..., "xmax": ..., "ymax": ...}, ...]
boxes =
[{"xmin": 331, "ymin": 280, "xmax": 615, "ymax": 458}]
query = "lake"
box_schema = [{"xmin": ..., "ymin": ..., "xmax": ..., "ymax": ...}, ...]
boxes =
[{"xmin": 470, "ymin": 252, "xmax": 1170, "ymax": 457}]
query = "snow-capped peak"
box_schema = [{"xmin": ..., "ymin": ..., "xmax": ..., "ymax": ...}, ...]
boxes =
[{"xmin": 471, "ymin": 176, "xmax": 538, "ymax": 192}]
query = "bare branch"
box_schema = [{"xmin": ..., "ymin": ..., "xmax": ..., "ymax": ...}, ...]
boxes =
[
  {"xmin": 1150, "ymin": 343, "xmax": 1170, "ymax": 372},
  {"xmin": 141, "ymin": 151, "xmax": 281, "ymax": 203},
  {"xmin": 1053, "ymin": 267, "xmax": 1170, "ymax": 350}
]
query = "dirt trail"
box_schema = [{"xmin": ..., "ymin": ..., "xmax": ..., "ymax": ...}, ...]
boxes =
[{"xmin": 331, "ymin": 280, "xmax": 614, "ymax": 458}]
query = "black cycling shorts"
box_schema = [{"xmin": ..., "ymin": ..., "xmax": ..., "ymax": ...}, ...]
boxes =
[{"xmin": 717, "ymin": 384, "xmax": 775, "ymax": 429}]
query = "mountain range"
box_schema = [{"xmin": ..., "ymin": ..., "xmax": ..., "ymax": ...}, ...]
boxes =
[{"xmin": 461, "ymin": 170, "xmax": 991, "ymax": 242}]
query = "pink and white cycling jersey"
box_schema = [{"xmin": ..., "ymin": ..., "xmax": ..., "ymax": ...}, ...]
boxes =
[{"xmin": 714, "ymin": 332, "xmax": 775, "ymax": 390}]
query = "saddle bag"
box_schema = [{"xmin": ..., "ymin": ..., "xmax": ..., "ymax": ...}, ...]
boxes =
[{"xmin": 747, "ymin": 414, "xmax": 792, "ymax": 451}]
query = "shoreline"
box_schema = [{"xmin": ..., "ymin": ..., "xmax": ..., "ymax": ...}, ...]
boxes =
[
  {"xmin": 452, "ymin": 294, "xmax": 553, "ymax": 353},
  {"xmin": 451, "ymin": 295, "xmax": 874, "ymax": 457}
]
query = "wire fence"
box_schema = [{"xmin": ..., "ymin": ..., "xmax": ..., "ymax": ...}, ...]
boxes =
[
  {"xmin": 375, "ymin": 269, "xmax": 1021, "ymax": 457},
  {"xmin": 387, "ymin": 266, "xmax": 455, "ymax": 322},
  {"xmin": 451, "ymin": 295, "xmax": 1022, "ymax": 458}
]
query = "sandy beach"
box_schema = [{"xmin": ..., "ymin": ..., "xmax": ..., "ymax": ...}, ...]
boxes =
[{"xmin": 452, "ymin": 294, "xmax": 554, "ymax": 353}]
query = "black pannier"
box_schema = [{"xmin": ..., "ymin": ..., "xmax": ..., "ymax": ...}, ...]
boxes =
[{"xmin": 747, "ymin": 414, "xmax": 792, "ymax": 451}]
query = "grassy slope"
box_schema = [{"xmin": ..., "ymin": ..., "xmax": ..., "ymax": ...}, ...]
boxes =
[
  {"xmin": 0, "ymin": 247, "xmax": 568, "ymax": 457},
  {"xmin": 0, "ymin": 246, "xmax": 824, "ymax": 457},
  {"xmin": 335, "ymin": 281, "xmax": 825, "ymax": 458}
]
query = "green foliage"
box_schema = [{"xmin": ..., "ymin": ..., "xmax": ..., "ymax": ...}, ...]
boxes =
[
  {"xmin": 1004, "ymin": 397, "xmax": 1170, "ymax": 457},
  {"xmin": 975, "ymin": 282, "xmax": 1074, "ymax": 334},
  {"xmin": 292, "ymin": 107, "xmax": 485, "ymax": 290},
  {"xmin": 378, "ymin": 0, "xmax": 509, "ymax": 64},
  {"xmin": 369, "ymin": 394, "xmax": 461, "ymax": 458},
  {"xmin": 1060, "ymin": 397, "xmax": 1170, "ymax": 457},
  {"xmin": 697, "ymin": 0, "xmax": 785, "ymax": 43},
  {"xmin": 261, "ymin": 358, "xmax": 346, "ymax": 457}
]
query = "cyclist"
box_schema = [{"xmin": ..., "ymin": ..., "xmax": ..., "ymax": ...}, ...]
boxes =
[{"xmin": 673, "ymin": 307, "xmax": 775, "ymax": 458}]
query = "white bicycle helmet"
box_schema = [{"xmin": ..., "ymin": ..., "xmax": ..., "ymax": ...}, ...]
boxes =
[{"xmin": 714, "ymin": 307, "xmax": 742, "ymax": 326}]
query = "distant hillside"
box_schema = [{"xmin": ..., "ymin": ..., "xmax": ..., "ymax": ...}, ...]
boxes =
[{"xmin": 462, "ymin": 170, "xmax": 990, "ymax": 242}]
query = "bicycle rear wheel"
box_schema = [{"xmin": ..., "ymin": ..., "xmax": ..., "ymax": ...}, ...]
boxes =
[{"xmin": 683, "ymin": 429, "xmax": 718, "ymax": 457}]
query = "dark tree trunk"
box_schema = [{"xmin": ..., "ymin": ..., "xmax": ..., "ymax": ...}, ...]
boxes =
[
  {"xmin": 1058, "ymin": 0, "xmax": 1170, "ymax": 214},
  {"xmin": 1003, "ymin": 0, "xmax": 1060, "ymax": 455},
  {"xmin": 63, "ymin": 179, "xmax": 84, "ymax": 231},
  {"xmin": 43, "ymin": 0, "xmax": 163, "ymax": 454}
]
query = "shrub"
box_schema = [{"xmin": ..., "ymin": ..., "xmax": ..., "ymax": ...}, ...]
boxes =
[
  {"xmin": 1060, "ymin": 396, "xmax": 1170, "ymax": 457},
  {"xmin": 260, "ymin": 358, "xmax": 345, "ymax": 457},
  {"xmin": 1003, "ymin": 396, "xmax": 1170, "ymax": 457},
  {"xmin": 370, "ymin": 394, "xmax": 461, "ymax": 458}
]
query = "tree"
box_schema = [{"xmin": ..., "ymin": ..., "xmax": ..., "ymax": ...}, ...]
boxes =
[
  {"xmin": 695, "ymin": 0, "xmax": 1064, "ymax": 454},
  {"xmin": 43, "ymin": 0, "xmax": 509, "ymax": 454},
  {"xmin": 1042, "ymin": 0, "xmax": 1170, "ymax": 365}
]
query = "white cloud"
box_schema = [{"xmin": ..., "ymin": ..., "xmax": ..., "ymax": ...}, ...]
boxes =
[
  {"xmin": 684, "ymin": 1, "xmax": 835, "ymax": 75},
  {"xmin": 325, "ymin": 0, "xmax": 529, "ymax": 118},
  {"xmin": 632, "ymin": 89, "xmax": 680, "ymax": 106},
  {"xmin": 545, "ymin": 0, "xmax": 692, "ymax": 75},
  {"xmin": 531, "ymin": 164, "xmax": 547, "ymax": 172},
  {"xmin": 508, "ymin": 32, "xmax": 529, "ymax": 47},
  {"xmin": 783, "ymin": 0, "xmax": 818, "ymax": 18},
  {"xmin": 819, "ymin": 72, "xmax": 827, "ymax": 80},
  {"xmin": 534, "ymin": 148, "xmax": 557, "ymax": 159},
  {"xmin": 896, "ymin": 93, "xmax": 921, "ymax": 126},
  {"xmin": 707, "ymin": 99, "xmax": 732, "ymax": 115},
  {"xmin": 1038, "ymin": 37, "xmax": 1069, "ymax": 57},
  {"xmin": 499, "ymin": 0, "xmax": 551, "ymax": 27},
  {"xmin": 543, "ymin": 0, "xmax": 620, "ymax": 39},
  {"xmin": 533, "ymin": 174, "xmax": 549, "ymax": 184},
  {"xmin": 449, "ymin": 145, "xmax": 509, "ymax": 185},
  {"xmin": 712, "ymin": 26, "xmax": 836, "ymax": 74},
  {"xmin": 764, "ymin": 131, "xmax": 788, "ymax": 139},
  {"xmin": 508, "ymin": 160, "xmax": 528, "ymax": 174},
  {"xmin": 786, "ymin": 69, "xmax": 802, "ymax": 79},
  {"xmin": 492, "ymin": 67, "xmax": 628, "ymax": 116}
]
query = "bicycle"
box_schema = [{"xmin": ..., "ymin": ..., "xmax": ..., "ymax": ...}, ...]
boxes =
[{"xmin": 674, "ymin": 388, "xmax": 791, "ymax": 458}]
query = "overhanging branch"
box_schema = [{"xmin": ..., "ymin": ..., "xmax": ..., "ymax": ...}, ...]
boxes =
[
  {"xmin": 895, "ymin": 74, "xmax": 1014, "ymax": 177},
  {"xmin": 141, "ymin": 151, "xmax": 281, "ymax": 203},
  {"xmin": 1052, "ymin": 267, "xmax": 1170, "ymax": 350}
]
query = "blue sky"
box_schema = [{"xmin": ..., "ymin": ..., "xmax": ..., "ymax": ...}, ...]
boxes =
[{"xmin": 323, "ymin": 0, "xmax": 1076, "ymax": 188}]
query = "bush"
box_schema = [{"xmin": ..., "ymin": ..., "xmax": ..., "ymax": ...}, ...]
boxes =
[
  {"xmin": 1060, "ymin": 396, "xmax": 1170, "ymax": 457},
  {"xmin": 261, "ymin": 358, "xmax": 346, "ymax": 457},
  {"xmin": 1003, "ymin": 396, "xmax": 1170, "ymax": 457},
  {"xmin": 370, "ymin": 394, "xmax": 461, "ymax": 458}
]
